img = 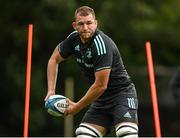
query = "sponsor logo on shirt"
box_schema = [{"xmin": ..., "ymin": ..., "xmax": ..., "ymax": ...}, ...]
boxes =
[{"xmin": 76, "ymin": 58, "xmax": 93, "ymax": 68}]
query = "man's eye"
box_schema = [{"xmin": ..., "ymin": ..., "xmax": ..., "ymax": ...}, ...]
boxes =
[
  {"xmin": 78, "ymin": 22, "xmax": 84, "ymax": 26},
  {"xmin": 87, "ymin": 22, "xmax": 93, "ymax": 25}
]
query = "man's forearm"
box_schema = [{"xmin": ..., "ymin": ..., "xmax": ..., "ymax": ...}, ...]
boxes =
[
  {"xmin": 47, "ymin": 59, "xmax": 59, "ymax": 92},
  {"xmin": 76, "ymin": 83, "xmax": 107, "ymax": 111}
]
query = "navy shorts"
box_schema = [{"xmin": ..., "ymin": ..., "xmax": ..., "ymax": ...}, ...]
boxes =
[{"xmin": 81, "ymin": 85, "xmax": 138, "ymax": 130}]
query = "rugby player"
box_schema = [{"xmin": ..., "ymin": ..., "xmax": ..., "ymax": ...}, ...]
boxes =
[{"xmin": 45, "ymin": 6, "xmax": 138, "ymax": 137}]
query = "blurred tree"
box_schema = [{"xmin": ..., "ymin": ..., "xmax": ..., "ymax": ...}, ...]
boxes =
[{"xmin": 99, "ymin": 0, "xmax": 180, "ymax": 66}]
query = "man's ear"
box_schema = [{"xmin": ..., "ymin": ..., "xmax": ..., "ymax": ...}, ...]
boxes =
[{"xmin": 72, "ymin": 22, "xmax": 76, "ymax": 30}]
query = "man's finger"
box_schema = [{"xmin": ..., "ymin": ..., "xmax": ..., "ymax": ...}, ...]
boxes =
[
  {"xmin": 44, "ymin": 95, "xmax": 48, "ymax": 101},
  {"xmin": 44, "ymin": 93, "xmax": 52, "ymax": 101}
]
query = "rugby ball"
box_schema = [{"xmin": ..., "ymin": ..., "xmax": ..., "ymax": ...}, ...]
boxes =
[{"xmin": 45, "ymin": 94, "xmax": 68, "ymax": 117}]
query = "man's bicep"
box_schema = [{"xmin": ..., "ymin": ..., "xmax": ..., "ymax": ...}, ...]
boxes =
[
  {"xmin": 95, "ymin": 69, "xmax": 111, "ymax": 86},
  {"xmin": 50, "ymin": 47, "xmax": 65, "ymax": 64}
]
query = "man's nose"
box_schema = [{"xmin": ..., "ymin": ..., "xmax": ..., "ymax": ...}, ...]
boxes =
[{"xmin": 83, "ymin": 24, "xmax": 88, "ymax": 30}]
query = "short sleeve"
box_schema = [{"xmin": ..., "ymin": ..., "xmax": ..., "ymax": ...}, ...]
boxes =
[
  {"xmin": 93, "ymin": 34, "xmax": 113, "ymax": 72},
  {"xmin": 58, "ymin": 31, "xmax": 78, "ymax": 58}
]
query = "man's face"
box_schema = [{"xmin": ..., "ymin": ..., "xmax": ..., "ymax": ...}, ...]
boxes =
[{"xmin": 73, "ymin": 13, "xmax": 97, "ymax": 42}]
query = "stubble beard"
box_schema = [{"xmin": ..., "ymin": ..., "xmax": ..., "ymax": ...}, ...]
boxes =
[{"xmin": 80, "ymin": 31, "xmax": 95, "ymax": 43}]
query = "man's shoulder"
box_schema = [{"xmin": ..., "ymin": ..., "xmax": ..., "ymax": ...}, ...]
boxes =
[
  {"xmin": 94, "ymin": 29, "xmax": 116, "ymax": 49},
  {"xmin": 62, "ymin": 30, "xmax": 79, "ymax": 46},
  {"xmin": 96, "ymin": 29, "xmax": 106, "ymax": 37},
  {"xmin": 67, "ymin": 30, "xmax": 79, "ymax": 39},
  {"xmin": 95, "ymin": 29, "xmax": 112, "ymax": 42},
  {"xmin": 59, "ymin": 31, "xmax": 79, "ymax": 49}
]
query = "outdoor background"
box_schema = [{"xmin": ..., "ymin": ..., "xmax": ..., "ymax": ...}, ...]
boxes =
[{"xmin": 0, "ymin": 0, "xmax": 180, "ymax": 137}]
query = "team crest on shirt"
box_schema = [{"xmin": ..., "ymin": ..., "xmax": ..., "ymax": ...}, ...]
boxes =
[{"xmin": 86, "ymin": 48, "xmax": 92, "ymax": 59}]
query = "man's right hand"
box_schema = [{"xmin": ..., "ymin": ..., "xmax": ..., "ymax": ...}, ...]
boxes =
[{"xmin": 44, "ymin": 91, "xmax": 55, "ymax": 101}]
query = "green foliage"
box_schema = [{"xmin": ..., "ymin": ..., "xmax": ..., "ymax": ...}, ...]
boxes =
[{"xmin": 99, "ymin": 0, "xmax": 180, "ymax": 66}]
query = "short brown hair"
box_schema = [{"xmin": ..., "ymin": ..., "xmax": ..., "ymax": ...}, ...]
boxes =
[{"xmin": 75, "ymin": 6, "xmax": 96, "ymax": 20}]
